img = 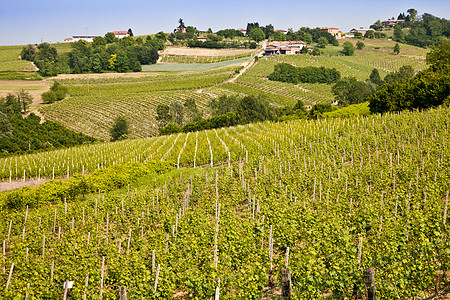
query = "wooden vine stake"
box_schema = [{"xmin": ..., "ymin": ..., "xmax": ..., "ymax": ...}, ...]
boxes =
[
  {"xmin": 444, "ymin": 191, "xmax": 448, "ymax": 226},
  {"xmin": 6, "ymin": 263, "xmax": 14, "ymax": 290},
  {"xmin": 2, "ymin": 240, "xmax": 5, "ymax": 274},
  {"xmin": 358, "ymin": 237, "xmax": 363, "ymax": 263},
  {"xmin": 100, "ymin": 256, "xmax": 105, "ymax": 296},
  {"xmin": 154, "ymin": 264, "xmax": 160, "ymax": 294},
  {"xmin": 215, "ymin": 278, "xmax": 220, "ymax": 300},
  {"xmin": 281, "ymin": 268, "xmax": 292, "ymax": 300},
  {"xmin": 363, "ymin": 267, "xmax": 376, "ymax": 300},
  {"xmin": 119, "ymin": 286, "xmax": 127, "ymax": 300}
]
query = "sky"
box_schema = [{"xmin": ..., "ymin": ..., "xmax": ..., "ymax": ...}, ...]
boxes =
[{"xmin": 1, "ymin": 0, "xmax": 449, "ymax": 45}]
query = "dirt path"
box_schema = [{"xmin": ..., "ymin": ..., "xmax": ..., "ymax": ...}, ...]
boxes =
[{"xmin": 0, "ymin": 178, "xmax": 51, "ymax": 192}]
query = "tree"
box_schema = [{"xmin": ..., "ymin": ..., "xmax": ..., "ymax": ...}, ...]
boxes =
[
  {"xmin": 317, "ymin": 37, "xmax": 328, "ymax": 48},
  {"xmin": 155, "ymin": 31, "xmax": 167, "ymax": 41},
  {"xmin": 263, "ymin": 24, "xmax": 274, "ymax": 39},
  {"xmin": 303, "ymin": 33, "xmax": 313, "ymax": 44},
  {"xmin": 128, "ymin": 28, "xmax": 134, "ymax": 37},
  {"xmin": 156, "ymin": 104, "xmax": 171, "ymax": 127},
  {"xmin": 309, "ymin": 103, "xmax": 334, "ymax": 119},
  {"xmin": 356, "ymin": 41, "xmax": 365, "ymax": 50},
  {"xmin": 393, "ymin": 43, "xmax": 400, "ymax": 55},
  {"xmin": 16, "ymin": 90, "xmax": 33, "ymax": 113},
  {"xmin": 370, "ymin": 20, "xmax": 383, "ymax": 31},
  {"xmin": 184, "ymin": 98, "xmax": 202, "ymax": 123},
  {"xmin": 407, "ymin": 8, "xmax": 418, "ymax": 22},
  {"xmin": 246, "ymin": 22, "xmax": 260, "ymax": 36},
  {"xmin": 369, "ymin": 69, "xmax": 383, "ymax": 86},
  {"xmin": 364, "ymin": 30, "xmax": 375, "ymax": 39},
  {"xmin": 236, "ymin": 95, "xmax": 272, "ymax": 124},
  {"xmin": 393, "ymin": 25, "xmax": 404, "ymax": 42},
  {"xmin": 0, "ymin": 111, "xmax": 12, "ymax": 140},
  {"xmin": 272, "ymin": 31, "xmax": 286, "ymax": 41},
  {"xmin": 105, "ymin": 32, "xmax": 117, "ymax": 44},
  {"xmin": 170, "ymin": 100, "xmax": 184, "ymax": 126},
  {"xmin": 93, "ymin": 36, "xmax": 106, "ymax": 47},
  {"xmin": 342, "ymin": 41, "xmax": 355, "ymax": 56},
  {"xmin": 384, "ymin": 65, "xmax": 415, "ymax": 84},
  {"xmin": 249, "ymin": 28, "xmax": 265, "ymax": 42},
  {"xmin": 311, "ymin": 47, "xmax": 322, "ymax": 56},
  {"xmin": 332, "ymin": 77, "xmax": 373, "ymax": 106},
  {"xmin": 110, "ymin": 116, "xmax": 129, "ymax": 141},
  {"xmin": 426, "ymin": 40, "xmax": 450, "ymax": 65}
]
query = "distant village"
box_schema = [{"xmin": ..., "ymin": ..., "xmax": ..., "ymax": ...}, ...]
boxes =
[{"xmin": 63, "ymin": 17, "xmax": 404, "ymax": 56}]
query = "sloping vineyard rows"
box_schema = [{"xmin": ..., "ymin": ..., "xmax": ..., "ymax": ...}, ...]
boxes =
[
  {"xmin": 1, "ymin": 106, "xmax": 449, "ymax": 298},
  {"xmin": 39, "ymin": 69, "xmax": 235, "ymax": 140},
  {"xmin": 160, "ymin": 54, "xmax": 252, "ymax": 64}
]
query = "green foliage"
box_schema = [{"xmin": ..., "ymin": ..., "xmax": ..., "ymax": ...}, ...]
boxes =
[
  {"xmin": 370, "ymin": 20, "xmax": 383, "ymax": 31},
  {"xmin": 384, "ymin": 65, "xmax": 415, "ymax": 84},
  {"xmin": 41, "ymin": 82, "xmax": 68, "ymax": 104},
  {"xmin": 393, "ymin": 25, "xmax": 404, "ymax": 42},
  {"xmin": 393, "ymin": 43, "xmax": 400, "ymax": 55},
  {"xmin": 426, "ymin": 40, "xmax": 450, "ymax": 65},
  {"xmin": 323, "ymin": 101, "xmax": 370, "ymax": 118},
  {"xmin": 181, "ymin": 112, "xmax": 238, "ymax": 133},
  {"xmin": 249, "ymin": 28, "xmax": 265, "ymax": 42},
  {"xmin": 364, "ymin": 30, "xmax": 375, "ymax": 39},
  {"xmin": 332, "ymin": 77, "xmax": 374, "ymax": 106},
  {"xmin": 210, "ymin": 95, "xmax": 240, "ymax": 116},
  {"xmin": 110, "ymin": 116, "xmax": 129, "ymax": 141},
  {"xmin": 159, "ymin": 122, "xmax": 182, "ymax": 135},
  {"xmin": 272, "ymin": 31, "xmax": 286, "ymax": 41},
  {"xmin": 236, "ymin": 95, "xmax": 273, "ymax": 124},
  {"xmin": 369, "ymin": 68, "xmax": 384, "ymax": 86},
  {"xmin": 269, "ymin": 63, "xmax": 341, "ymax": 84},
  {"xmin": 0, "ymin": 93, "xmax": 95, "ymax": 156},
  {"xmin": 317, "ymin": 37, "xmax": 329, "ymax": 48},
  {"xmin": 0, "ymin": 161, "xmax": 172, "ymax": 210},
  {"xmin": 368, "ymin": 63, "xmax": 450, "ymax": 113},
  {"xmin": 309, "ymin": 103, "xmax": 335, "ymax": 119},
  {"xmin": 156, "ymin": 104, "xmax": 172, "ymax": 128},
  {"xmin": 216, "ymin": 29, "xmax": 244, "ymax": 39},
  {"xmin": 356, "ymin": 41, "xmax": 365, "ymax": 50},
  {"xmin": 311, "ymin": 47, "xmax": 322, "ymax": 56},
  {"xmin": 341, "ymin": 42, "xmax": 355, "ymax": 56}
]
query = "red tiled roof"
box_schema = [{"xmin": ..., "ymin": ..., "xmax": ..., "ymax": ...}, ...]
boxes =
[
  {"xmin": 320, "ymin": 27, "xmax": 339, "ymax": 30},
  {"xmin": 111, "ymin": 31, "xmax": 128, "ymax": 35},
  {"xmin": 237, "ymin": 28, "xmax": 246, "ymax": 31}
]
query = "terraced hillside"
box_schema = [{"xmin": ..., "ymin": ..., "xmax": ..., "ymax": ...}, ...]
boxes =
[{"xmin": 0, "ymin": 106, "xmax": 449, "ymax": 298}]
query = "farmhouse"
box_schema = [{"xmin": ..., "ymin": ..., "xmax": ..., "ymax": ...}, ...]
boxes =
[
  {"xmin": 381, "ymin": 19, "xmax": 405, "ymax": 27},
  {"xmin": 197, "ymin": 36, "xmax": 207, "ymax": 42},
  {"xmin": 264, "ymin": 41, "xmax": 306, "ymax": 56},
  {"xmin": 237, "ymin": 28, "xmax": 247, "ymax": 35},
  {"xmin": 320, "ymin": 27, "xmax": 342, "ymax": 39},
  {"xmin": 67, "ymin": 35, "xmax": 100, "ymax": 42},
  {"xmin": 110, "ymin": 31, "xmax": 129, "ymax": 39},
  {"xmin": 350, "ymin": 28, "xmax": 370, "ymax": 36}
]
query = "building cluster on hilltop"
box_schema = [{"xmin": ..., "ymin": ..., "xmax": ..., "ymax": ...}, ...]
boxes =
[{"xmin": 64, "ymin": 31, "xmax": 129, "ymax": 42}]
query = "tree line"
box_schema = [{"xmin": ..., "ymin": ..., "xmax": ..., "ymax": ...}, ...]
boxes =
[
  {"xmin": 0, "ymin": 92, "xmax": 95, "ymax": 157},
  {"xmin": 269, "ymin": 63, "xmax": 341, "ymax": 84},
  {"xmin": 21, "ymin": 33, "xmax": 162, "ymax": 76}
]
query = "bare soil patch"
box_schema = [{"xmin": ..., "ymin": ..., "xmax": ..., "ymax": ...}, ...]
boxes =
[
  {"xmin": 162, "ymin": 47, "xmax": 256, "ymax": 57},
  {"xmin": 0, "ymin": 178, "xmax": 51, "ymax": 192},
  {"xmin": 0, "ymin": 80, "xmax": 50, "ymax": 122}
]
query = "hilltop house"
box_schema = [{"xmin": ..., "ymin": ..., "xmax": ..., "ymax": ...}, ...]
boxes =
[
  {"xmin": 66, "ymin": 35, "xmax": 100, "ymax": 42},
  {"xmin": 197, "ymin": 36, "xmax": 207, "ymax": 42},
  {"xmin": 264, "ymin": 41, "xmax": 306, "ymax": 56},
  {"xmin": 350, "ymin": 28, "xmax": 370, "ymax": 36},
  {"xmin": 110, "ymin": 31, "xmax": 129, "ymax": 39},
  {"xmin": 320, "ymin": 27, "xmax": 342, "ymax": 39},
  {"xmin": 237, "ymin": 28, "xmax": 246, "ymax": 35},
  {"xmin": 381, "ymin": 19, "xmax": 405, "ymax": 27}
]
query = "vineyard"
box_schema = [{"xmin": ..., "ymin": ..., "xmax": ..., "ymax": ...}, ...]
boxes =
[
  {"xmin": 39, "ymin": 68, "xmax": 238, "ymax": 140},
  {"xmin": 235, "ymin": 41, "xmax": 427, "ymax": 106},
  {"xmin": 1, "ymin": 105, "xmax": 449, "ymax": 299}
]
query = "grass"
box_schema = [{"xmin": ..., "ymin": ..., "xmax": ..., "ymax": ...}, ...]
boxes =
[{"xmin": 0, "ymin": 71, "xmax": 42, "ymax": 81}]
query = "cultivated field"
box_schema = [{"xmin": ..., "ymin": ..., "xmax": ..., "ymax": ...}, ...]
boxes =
[{"xmin": 0, "ymin": 107, "xmax": 449, "ymax": 298}]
